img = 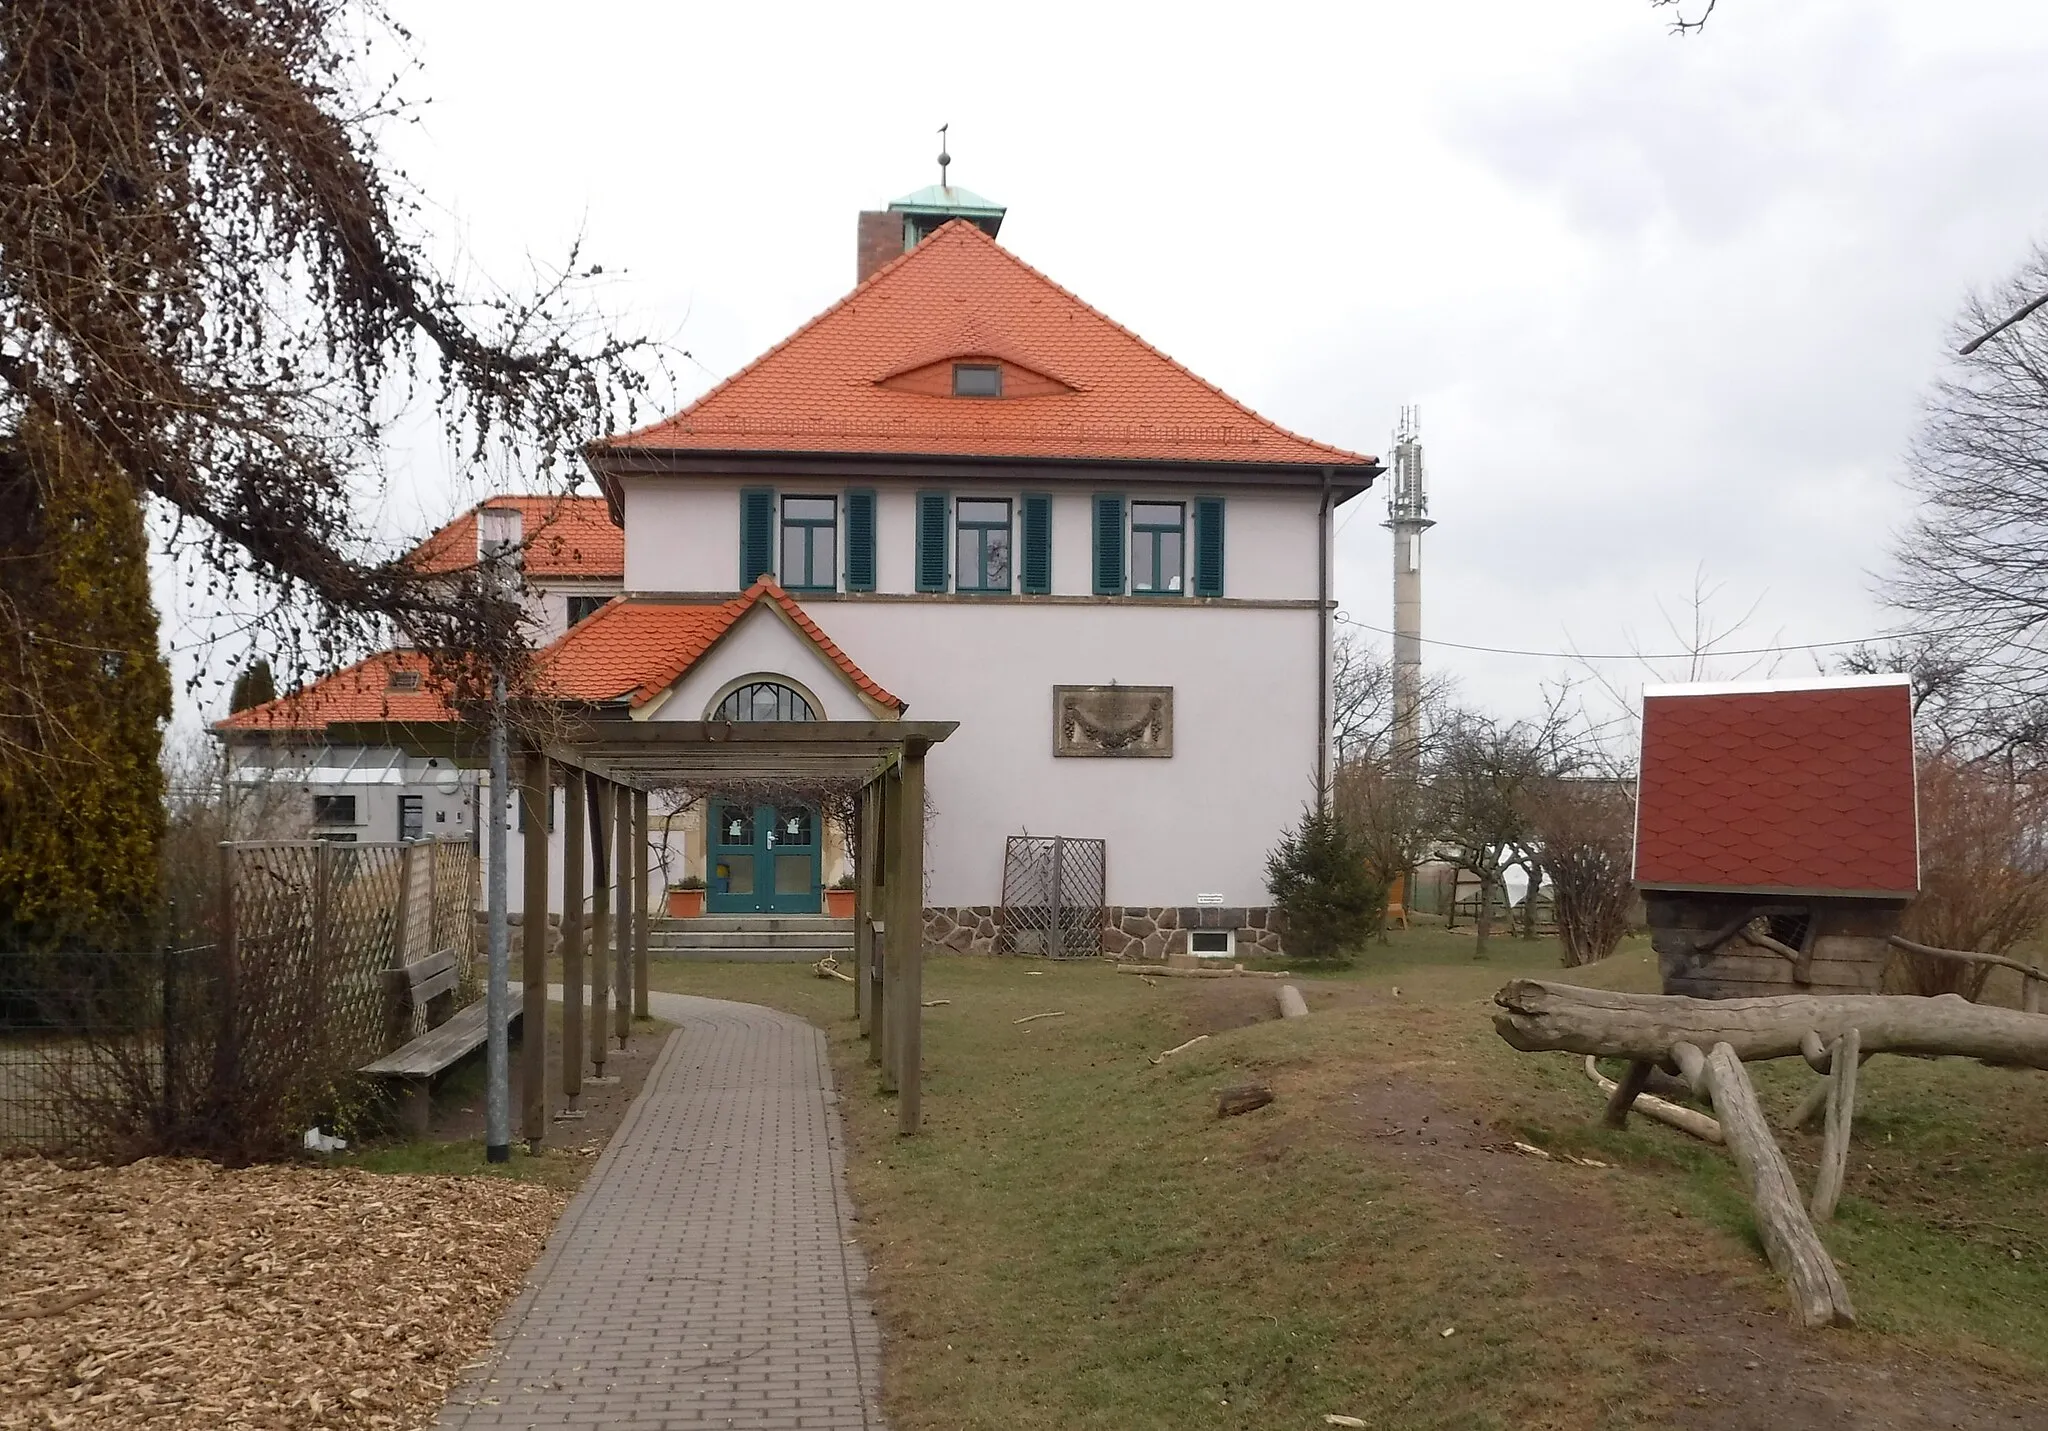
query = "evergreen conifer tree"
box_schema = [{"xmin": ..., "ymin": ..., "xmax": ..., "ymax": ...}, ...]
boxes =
[
  {"xmin": 1265, "ymin": 804, "xmax": 1383, "ymax": 962},
  {"xmin": 0, "ymin": 416, "xmax": 172, "ymax": 951}
]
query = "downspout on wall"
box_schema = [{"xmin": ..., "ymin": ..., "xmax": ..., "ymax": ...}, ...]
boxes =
[{"xmin": 1316, "ymin": 466, "xmax": 1333, "ymax": 808}]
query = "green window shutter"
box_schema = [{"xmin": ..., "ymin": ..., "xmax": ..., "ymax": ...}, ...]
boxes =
[
  {"xmin": 1091, "ymin": 493, "xmax": 1126, "ymax": 596},
  {"xmin": 739, "ymin": 487, "xmax": 774, "ymax": 585},
  {"xmin": 1020, "ymin": 493, "xmax": 1052, "ymax": 595},
  {"xmin": 845, "ymin": 488, "xmax": 877, "ymax": 592},
  {"xmin": 915, "ymin": 490, "xmax": 949, "ymax": 592},
  {"xmin": 1193, "ymin": 497, "xmax": 1226, "ymax": 597}
]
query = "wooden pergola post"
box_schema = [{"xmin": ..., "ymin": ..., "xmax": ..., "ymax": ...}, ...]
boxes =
[
  {"xmin": 632, "ymin": 788, "xmax": 650, "ymax": 1020},
  {"xmin": 887, "ymin": 745, "xmax": 927, "ymax": 1134},
  {"xmin": 876, "ymin": 768, "xmax": 898, "ymax": 1091},
  {"xmin": 613, "ymin": 782, "xmax": 632, "ymax": 1049},
  {"xmin": 589, "ymin": 775, "xmax": 612, "ymax": 1079},
  {"xmin": 519, "ymin": 750, "xmax": 551, "ymax": 1149},
  {"xmin": 560, "ymin": 761, "xmax": 585, "ymax": 1114},
  {"xmin": 853, "ymin": 781, "xmax": 878, "ymax": 1037}
]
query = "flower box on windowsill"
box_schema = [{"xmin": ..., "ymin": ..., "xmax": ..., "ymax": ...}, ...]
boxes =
[
  {"xmin": 824, "ymin": 889, "xmax": 857, "ymax": 918},
  {"xmin": 665, "ymin": 887, "xmax": 706, "ymax": 918}
]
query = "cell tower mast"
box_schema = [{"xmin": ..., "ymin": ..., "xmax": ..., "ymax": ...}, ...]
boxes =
[{"xmin": 1383, "ymin": 406, "xmax": 1433, "ymax": 764}]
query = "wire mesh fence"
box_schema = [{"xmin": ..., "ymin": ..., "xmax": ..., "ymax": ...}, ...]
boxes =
[
  {"xmin": 999, "ymin": 835, "xmax": 1107, "ymax": 959},
  {"xmin": 0, "ymin": 836, "xmax": 479, "ymax": 1159}
]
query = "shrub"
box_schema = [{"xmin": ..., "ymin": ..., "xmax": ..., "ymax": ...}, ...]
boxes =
[{"xmin": 1265, "ymin": 804, "xmax": 1383, "ymax": 962}]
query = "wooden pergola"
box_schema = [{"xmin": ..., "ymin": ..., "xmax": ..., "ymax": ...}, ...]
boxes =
[{"xmin": 329, "ymin": 716, "xmax": 955, "ymax": 1142}]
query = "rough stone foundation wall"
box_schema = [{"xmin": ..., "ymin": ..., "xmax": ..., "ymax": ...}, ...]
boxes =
[{"xmin": 921, "ymin": 905, "xmax": 1285, "ymax": 960}]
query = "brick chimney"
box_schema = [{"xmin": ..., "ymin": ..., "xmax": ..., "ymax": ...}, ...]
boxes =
[{"xmin": 856, "ymin": 210, "xmax": 901, "ymax": 285}]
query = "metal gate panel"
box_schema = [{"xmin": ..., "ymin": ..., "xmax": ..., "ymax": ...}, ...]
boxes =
[{"xmin": 999, "ymin": 835, "xmax": 1107, "ymax": 959}]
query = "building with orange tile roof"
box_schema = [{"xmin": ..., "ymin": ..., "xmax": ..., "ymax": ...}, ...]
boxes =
[{"xmin": 221, "ymin": 172, "xmax": 1380, "ymax": 952}]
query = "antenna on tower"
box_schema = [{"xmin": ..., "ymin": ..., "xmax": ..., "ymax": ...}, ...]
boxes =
[
  {"xmin": 937, "ymin": 123, "xmax": 951, "ymax": 189},
  {"xmin": 1383, "ymin": 406, "xmax": 1434, "ymax": 766}
]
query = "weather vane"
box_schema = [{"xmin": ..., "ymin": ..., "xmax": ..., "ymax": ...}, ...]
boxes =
[{"xmin": 937, "ymin": 123, "xmax": 950, "ymax": 188}]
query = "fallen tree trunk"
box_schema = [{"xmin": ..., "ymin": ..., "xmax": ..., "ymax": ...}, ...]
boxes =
[
  {"xmin": 1494, "ymin": 980, "xmax": 2048, "ymax": 1069},
  {"xmin": 1674, "ymin": 1042, "xmax": 1856, "ymax": 1329}
]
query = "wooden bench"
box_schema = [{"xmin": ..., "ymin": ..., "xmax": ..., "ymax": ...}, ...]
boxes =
[{"xmin": 360, "ymin": 949, "xmax": 522, "ymax": 1135}]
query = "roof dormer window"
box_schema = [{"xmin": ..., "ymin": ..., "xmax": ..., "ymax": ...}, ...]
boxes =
[
  {"xmin": 952, "ymin": 363, "xmax": 1002, "ymax": 398},
  {"xmin": 388, "ymin": 669, "xmax": 422, "ymax": 692}
]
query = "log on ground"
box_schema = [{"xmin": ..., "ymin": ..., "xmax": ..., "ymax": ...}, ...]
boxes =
[
  {"xmin": 1217, "ymin": 1083, "xmax": 1275, "ymax": 1117},
  {"xmin": 1494, "ymin": 979, "xmax": 2048, "ymax": 1070}
]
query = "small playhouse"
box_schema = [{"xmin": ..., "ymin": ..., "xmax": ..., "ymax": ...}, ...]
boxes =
[{"xmin": 1633, "ymin": 674, "xmax": 1920, "ymax": 998}]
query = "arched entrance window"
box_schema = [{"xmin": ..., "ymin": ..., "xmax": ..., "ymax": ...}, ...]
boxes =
[
  {"xmin": 712, "ymin": 680, "xmax": 816, "ymax": 723},
  {"xmin": 705, "ymin": 678, "xmax": 823, "ymax": 913}
]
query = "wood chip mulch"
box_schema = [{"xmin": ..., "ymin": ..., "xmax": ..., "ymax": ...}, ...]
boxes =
[{"xmin": 0, "ymin": 1157, "xmax": 567, "ymax": 1429}]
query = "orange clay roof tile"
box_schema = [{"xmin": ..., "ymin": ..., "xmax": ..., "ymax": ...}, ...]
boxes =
[
  {"xmin": 409, "ymin": 495, "xmax": 622, "ymax": 579},
  {"xmin": 600, "ymin": 220, "xmax": 1373, "ymax": 468},
  {"xmin": 218, "ymin": 582, "xmax": 900, "ymax": 734},
  {"xmin": 539, "ymin": 578, "xmax": 903, "ymax": 712},
  {"xmin": 215, "ymin": 651, "xmax": 456, "ymax": 732}
]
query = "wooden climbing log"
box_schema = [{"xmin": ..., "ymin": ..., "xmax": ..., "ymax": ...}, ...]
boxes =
[
  {"xmin": 1675, "ymin": 1041, "xmax": 1856, "ymax": 1329},
  {"xmin": 1601, "ymin": 1059, "xmax": 1656, "ymax": 1128},
  {"xmin": 1811, "ymin": 1028, "xmax": 1861, "ymax": 1223},
  {"xmin": 1494, "ymin": 979, "xmax": 2048, "ymax": 1070},
  {"xmin": 1584, "ymin": 1058, "xmax": 1722, "ymax": 1143}
]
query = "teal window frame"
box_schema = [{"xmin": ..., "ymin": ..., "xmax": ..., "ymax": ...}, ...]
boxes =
[
  {"xmin": 955, "ymin": 497, "xmax": 1013, "ymax": 594},
  {"xmin": 779, "ymin": 495, "xmax": 837, "ymax": 592},
  {"xmin": 1130, "ymin": 500, "xmax": 1186, "ymax": 596}
]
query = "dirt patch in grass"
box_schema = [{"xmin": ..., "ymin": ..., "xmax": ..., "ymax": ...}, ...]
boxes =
[
  {"xmin": 0, "ymin": 1156, "xmax": 562, "ymax": 1429},
  {"xmin": 1345, "ymin": 1073, "xmax": 2048, "ymax": 1429}
]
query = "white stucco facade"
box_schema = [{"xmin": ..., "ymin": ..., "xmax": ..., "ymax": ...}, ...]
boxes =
[{"xmin": 615, "ymin": 475, "xmax": 1338, "ymax": 912}]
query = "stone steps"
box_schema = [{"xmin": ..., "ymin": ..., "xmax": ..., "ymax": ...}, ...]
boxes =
[{"xmin": 650, "ymin": 915, "xmax": 853, "ymax": 964}]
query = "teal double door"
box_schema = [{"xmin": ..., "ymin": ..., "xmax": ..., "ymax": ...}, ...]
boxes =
[{"xmin": 708, "ymin": 802, "xmax": 821, "ymax": 914}]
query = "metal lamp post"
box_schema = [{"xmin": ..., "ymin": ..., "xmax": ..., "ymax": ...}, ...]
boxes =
[{"xmin": 478, "ymin": 506, "xmax": 522, "ymax": 1164}]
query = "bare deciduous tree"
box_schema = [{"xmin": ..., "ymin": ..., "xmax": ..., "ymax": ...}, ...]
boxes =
[
  {"xmin": 1525, "ymin": 774, "xmax": 1636, "ymax": 966},
  {"xmin": 1890, "ymin": 246, "xmax": 2048, "ymax": 759},
  {"xmin": 1429, "ymin": 706, "xmax": 1578, "ymax": 958},
  {"xmin": 1890, "ymin": 757, "xmax": 2048, "ymax": 998}
]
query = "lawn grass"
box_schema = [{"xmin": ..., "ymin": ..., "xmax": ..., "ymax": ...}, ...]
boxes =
[{"xmin": 648, "ymin": 934, "xmax": 2048, "ymax": 1427}]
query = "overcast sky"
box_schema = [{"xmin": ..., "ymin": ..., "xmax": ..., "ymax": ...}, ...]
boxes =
[{"xmin": 164, "ymin": 0, "xmax": 2048, "ymax": 728}]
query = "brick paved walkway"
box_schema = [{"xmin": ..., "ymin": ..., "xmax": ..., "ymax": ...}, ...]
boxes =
[{"xmin": 437, "ymin": 990, "xmax": 885, "ymax": 1430}]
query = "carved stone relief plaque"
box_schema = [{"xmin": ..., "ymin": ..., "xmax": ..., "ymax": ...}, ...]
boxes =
[{"xmin": 1053, "ymin": 685, "xmax": 1173, "ymax": 758}]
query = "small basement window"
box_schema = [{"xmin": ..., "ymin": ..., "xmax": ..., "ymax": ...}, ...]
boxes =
[
  {"xmin": 1189, "ymin": 930, "xmax": 1235, "ymax": 960},
  {"xmin": 952, "ymin": 363, "xmax": 1002, "ymax": 398},
  {"xmin": 312, "ymin": 794, "xmax": 357, "ymax": 826}
]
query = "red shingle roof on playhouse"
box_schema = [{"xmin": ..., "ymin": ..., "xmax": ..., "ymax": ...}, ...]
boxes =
[
  {"xmin": 598, "ymin": 220, "xmax": 1374, "ymax": 469},
  {"xmin": 1633, "ymin": 676, "xmax": 1919, "ymax": 898}
]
